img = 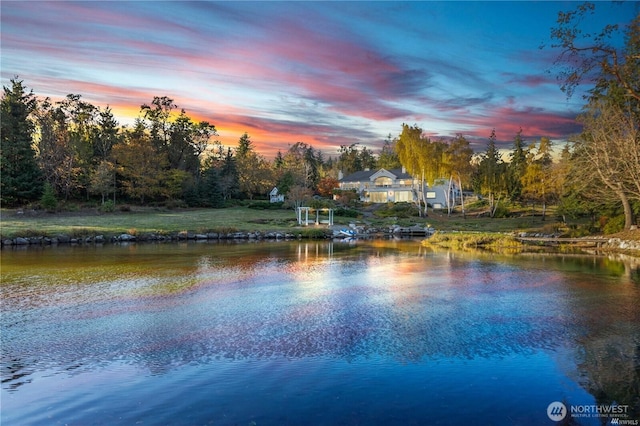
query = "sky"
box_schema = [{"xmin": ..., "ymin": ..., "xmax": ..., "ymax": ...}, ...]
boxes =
[{"xmin": 1, "ymin": 1, "xmax": 636, "ymax": 158}]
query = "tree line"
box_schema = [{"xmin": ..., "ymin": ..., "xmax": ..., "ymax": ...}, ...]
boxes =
[{"xmin": 1, "ymin": 2, "xmax": 637, "ymax": 230}]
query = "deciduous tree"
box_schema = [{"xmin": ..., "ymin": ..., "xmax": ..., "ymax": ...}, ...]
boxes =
[
  {"xmin": 574, "ymin": 100, "xmax": 639, "ymax": 229},
  {"xmin": 396, "ymin": 124, "xmax": 448, "ymax": 216},
  {"xmin": 521, "ymin": 138, "xmax": 555, "ymax": 220},
  {"xmin": 317, "ymin": 176, "xmax": 339, "ymax": 198},
  {"xmin": 113, "ymin": 120, "xmax": 167, "ymax": 203},
  {"xmin": 89, "ymin": 159, "xmax": 115, "ymax": 204},
  {"xmin": 549, "ymin": 2, "xmax": 640, "ymax": 102}
]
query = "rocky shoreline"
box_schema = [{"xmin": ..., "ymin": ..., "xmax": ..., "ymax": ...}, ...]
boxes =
[
  {"xmin": 514, "ymin": 231, "xmax": 640, "ymax": 254},
  {"xmin": 3, "ymin": 227, "xmax": 638, "ymax": 256},
  {"xmin": 0, "ymin": 224, "xmax": 434, "ymax": 247},
  {"xmin": 2, "ymin": 231, "xmax": 302, "ymax": 246}
]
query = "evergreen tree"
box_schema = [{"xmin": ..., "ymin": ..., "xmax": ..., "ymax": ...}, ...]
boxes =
[
  {"xmin": 219, "ymin": 147, "xmax": 239, "ymax": 200},
  {"xmin": 274, "ymin": 150, "xmax": 284, "ymax": 169},
  {"xmin": 199, "ymin": 159, "xmax": 224, "ymax": 207},
  {"xmin": 378, "ymin": 134, "xmax": 401, "ymax": 170},
  {"xmin": 506, "ymin": 129, "xmax": 527, "ymax": 201},
  {"xmin": 0, "ymin": 78, "xmax": 43, "ymax": 206},
  {"xmin": 40, "ymin": 182, "xmax": 58, "ymax": 211},
  {"xmin": 474, "ymin": 129, "xmax": 506, "ymax": 217},
  {"xmin": 236, "ymin": 132, "xmax": 253, "ymax": 158}
]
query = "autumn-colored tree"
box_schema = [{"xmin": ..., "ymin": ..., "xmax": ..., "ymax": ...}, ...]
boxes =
[
  {"xmin": 57, "ymin": 94, "xmax": 100, "ymax": 198},
  {"xmin": 113, "ymin": 120, "xmax": 168, "ymax": 203},
  {"xmin": 142, "ymin": 96, "xmax": 175, "ymax": 151},
  {"xmin": 281, "ymin": 142, "xmax": 322, "ymax": 189},
  {"xmin": 395, "ymin": 124, "xmax": 448, "ymax": 216},
  {"xmin": 286, "ymin": 184, "xmax": 313, "ymax": 212},
  {"xmin": 549, "ymin": 2, "xmax": 640, "ymax": 229},
  {"xmin": 317, "ymin": 176, "xmax": 339, "ymax": 198},
  {"xmin": 89, "ymin": 159, "xmax": 115, "ymax": 204},
  {"xmin": 35, "ymin": 98, "xmax": 83, "ymax": 200},
  {"xmin": 235, "ymin": 133, "xmax": 275, "ymax": 199},
  {"xmin": 92, "ymin": 107, "xmax": 120, "ymax": 162},
  {"xmin": 573, "ymin": 100, "xmax": 639, "ymax": 229},
  {"xmin": 521, "ymin": 138, "xmax": 555, "ymax": 220}
]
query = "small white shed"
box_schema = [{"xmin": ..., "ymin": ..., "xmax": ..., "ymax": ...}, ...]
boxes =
[{"xmin": 270, "ymin": 187, "xmax": 285, "ymax": 203}]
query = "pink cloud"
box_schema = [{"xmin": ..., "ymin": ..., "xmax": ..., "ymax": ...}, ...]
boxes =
[
  {"xmin": 502, "ymin": 73, "xmax": 555, "ymax": 87},
  {"xmin": 459, "ymin": 106, "xmax": 582, "ymax": 147}
]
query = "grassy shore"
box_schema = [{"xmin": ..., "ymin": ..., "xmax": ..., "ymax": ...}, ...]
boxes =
[
  {"xmin": 0, "ymin": 202, "xmax": 631, "ymax": 243},
  {"xmin": 0, "ymin": 207, "xmax": 305, "ymax": 239},
  {"xmin": 1, "ymin": 204, "xmax": 565, "ymax": 239},
  {"xmin": 421, "ymin": 231, "xmax": 525, "ymax": 252}
]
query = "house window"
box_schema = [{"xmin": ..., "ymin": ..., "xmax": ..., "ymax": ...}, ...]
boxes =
[
  {"xmin": 374, "ymin": 176, "xmax": 392, "ymax": 187},
  {"xmin": 426, "ymin": 191, "xmax": 437, "ymax": 199},
  {"xmin": 369, "ymin": 191, "xmax": 387, "ymax": 203},
  {"xmin": 396, "ymin": 190, "xmax": 412, "ymax": 202}
]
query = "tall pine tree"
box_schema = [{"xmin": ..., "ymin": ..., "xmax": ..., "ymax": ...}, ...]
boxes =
[
  {"xmin": 474, "ymin": 129, "xmax": 506, "ymax": 217},
  {"xmin": 1, "ymin": 79, "xmax": 43, "ymax": 206},
  {"xmin": 506, "ymin": 129, "xmax": 527, "ymax": 201}
]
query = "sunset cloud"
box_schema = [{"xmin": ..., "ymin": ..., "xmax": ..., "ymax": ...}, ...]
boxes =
[{"xmin": 1, "ymin": 1, "xmax": 635, "ymax": 157}]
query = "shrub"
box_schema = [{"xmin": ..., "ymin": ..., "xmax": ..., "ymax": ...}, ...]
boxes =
[
  {"xmin": 70, "ymin": 228, "xmax": 93, "ymax": 238},
  {"xmin": 248, "ymin": 201, "xmax": 276, "ymax": 210},
  {"xmin": 374, "ymin": 202, "xmax": 418, "ymax": 218},
  {"xmin": 213, "ymin": 226, "xmax": 239, "ymax": 234},
  {"xmin": 100, "ymin": 200, "xmax": 115, "ymax": 213},
  {"xmin": 334, "ymin": 207, "xmax": 359, "ymax": 218},
  {"xmin": 300, "ymin": 228, "xmax": 328, "ymax": 239},
  {"xmin": 566, "ymin": 224, "xmax": 592, "ymax": 238},
  {"xmin": 603, "ymin": 215, "xmax": 625, "ymax": 234},
  {"xmin": 492, "ymin": 203, "xmax": 510, "ymax": 218},
  {"xmin": 40, "ymin": 183, "xmax": 58, "ymax": 211}
]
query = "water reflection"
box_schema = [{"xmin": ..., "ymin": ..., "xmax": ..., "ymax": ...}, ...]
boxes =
[{"xmin": 2, "ymin": 241, "xmax": 639, "ymax": 420}]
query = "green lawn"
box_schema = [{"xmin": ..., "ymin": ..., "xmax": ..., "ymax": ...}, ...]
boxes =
[
  {"xmin": 0, "ymin": 204, "xmax": 573, "ymax": 239},
  {"xmin": 0, "ymin": 207, "xmax": 311, "ymax": 238}
]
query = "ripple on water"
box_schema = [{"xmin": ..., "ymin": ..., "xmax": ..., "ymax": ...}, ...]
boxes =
[{"xmin": 2, "ymin": 244, "xmax": 639, "ymax": 426}]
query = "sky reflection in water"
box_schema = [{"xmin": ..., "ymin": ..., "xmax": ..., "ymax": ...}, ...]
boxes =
[{"xmin": 2, "ymin": 241, "xmax": 639, "ymax": 425}]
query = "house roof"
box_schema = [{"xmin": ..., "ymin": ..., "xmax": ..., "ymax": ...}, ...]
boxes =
[{"xmin": 340, "ymin": 168, "xmax": 412, "ymax": 182}]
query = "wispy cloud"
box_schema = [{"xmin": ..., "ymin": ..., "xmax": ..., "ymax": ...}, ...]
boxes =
[{"xmin": 1, "ymin": 1, "xmax": 634, "ymax": 157}]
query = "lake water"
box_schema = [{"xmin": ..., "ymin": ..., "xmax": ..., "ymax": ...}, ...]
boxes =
[{"xmin": 2, "ymin": 240, "xmax": 639, "ymax": 425}]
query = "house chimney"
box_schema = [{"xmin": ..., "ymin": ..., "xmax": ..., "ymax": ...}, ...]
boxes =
[
  {"xmin": 338, "ymin": 170, "xmax": 343, "ymax": 180},
  {"xmin": 402, "ymin": 166, "xmax": 406, "ymax": 174},
  {"xmin": 364, "ymin": 167, "xmax": 370, "ymax": 172}
]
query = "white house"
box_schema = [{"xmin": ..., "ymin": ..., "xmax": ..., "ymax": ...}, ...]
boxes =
[
  {"xmin": 425, "ymin": 179, "xmax": 462, "ymax": 210},
  {"xmin": 269, "ymin": 187, "xmax": 285, "ymax": 203},
  {"xmin": 338, "ymin": 168, "xmax": 417, "ymax": 203},
  {"xmin": 337, "ymin": 168, "xmax": 461, "ymax": 209}
]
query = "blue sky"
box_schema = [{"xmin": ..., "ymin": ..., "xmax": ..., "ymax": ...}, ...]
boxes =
[{"xmin": 1, "ymin": 1, "xmax": 636, "ymax": 157}]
